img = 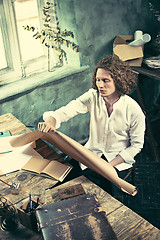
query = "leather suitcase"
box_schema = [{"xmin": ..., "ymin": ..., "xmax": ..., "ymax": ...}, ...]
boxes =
[{"xmin": 36, "ymin": 193, "xmax": 117, "ymax": 240}]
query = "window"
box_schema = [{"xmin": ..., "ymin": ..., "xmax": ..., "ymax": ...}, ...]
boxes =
[
  {"xmin": 0, "ymin": 27, "xmax": 7, "ymax": 69},
  {"xmin": 15, "ymin": 0, "xmax": 44, "ymax": 62},
  {"xmin": 0, "ymin": 0, "xmax": 58, "ymax": 85}
]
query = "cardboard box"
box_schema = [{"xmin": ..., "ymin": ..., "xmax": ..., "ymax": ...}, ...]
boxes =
[{"xmin": 113, "ymin": 35, "xmax": 143, "ymax": 66}]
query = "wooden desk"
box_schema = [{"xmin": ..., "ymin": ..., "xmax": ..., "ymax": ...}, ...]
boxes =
[
  {"xmin": 1, "ymin": 176, "xmax": 160, "ymax": 240},
  {"xmin": 44, "ymin": 176, "xmax": 160, "ymax": 240},
  {"xmin": 0, "ymin": 114, "xmax": 160, "ymax": 239},
  {"xmin": 0, "ymin": 113, "xmax": 64, "ymax": 205},
  {"xmin": 0, "ymin": 113, "xmax": 68, "ymax": 239}
]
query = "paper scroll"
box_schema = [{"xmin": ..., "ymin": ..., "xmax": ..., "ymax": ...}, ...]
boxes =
[
  {"xmin": 10, "ymin": 130, "xmax": 138, "ymax": 196},
  {"xmin": 129, "ymin": 30, "xmax": 151, "ymax": 46}
]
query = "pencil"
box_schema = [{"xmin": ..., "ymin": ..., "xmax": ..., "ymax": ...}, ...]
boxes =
[{"xmin": 0, "ymin": 178, "xmax": 12, "ymax": 187}]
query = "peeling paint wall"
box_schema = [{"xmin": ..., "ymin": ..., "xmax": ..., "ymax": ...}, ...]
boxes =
[
  {"xmin": 0, "ymin": 68, "xmax": 91, "ymax": 141},
  {"xmin": 60, "ymin": 0, "xmax": 156, "ymax": 67}
]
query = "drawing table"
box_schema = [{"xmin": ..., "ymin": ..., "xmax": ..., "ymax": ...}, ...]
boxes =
[
  {"xmin": 0, "ymin": 113, "xmax": 64, "ymax": 205},
  {"xmin": 0, "ymin": 113, "xmax": 160, "ymax": 239},
  {"xmin": 45, "ymin": 175, "xmax": 160, "ymax": 240}
]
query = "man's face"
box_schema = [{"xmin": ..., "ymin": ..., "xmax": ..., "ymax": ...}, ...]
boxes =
[{"xmin": 96, "ymin": 68, "xmax": 117, "ymax": 97}]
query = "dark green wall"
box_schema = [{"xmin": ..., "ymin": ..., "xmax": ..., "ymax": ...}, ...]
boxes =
[{"xmin": 57, "ymin": 0, "xmax": 157, "ymax": 67}]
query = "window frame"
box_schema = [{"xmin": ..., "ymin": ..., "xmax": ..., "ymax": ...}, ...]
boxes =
[
  {"xmin": 0, "ymin": 0, "xmax": 22, "ymax": 83},
  {"xmin": 0, "ymin": 0, "xmax": 51, "ymax": 85},
  {"xmin": 0, "ymin": 0, "xmax": 80, "ymax": 86}
]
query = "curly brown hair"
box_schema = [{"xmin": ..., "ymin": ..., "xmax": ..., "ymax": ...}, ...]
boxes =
[{"xmin": 92, "ymin": 55, "xmax": 138, "ymax": 95}]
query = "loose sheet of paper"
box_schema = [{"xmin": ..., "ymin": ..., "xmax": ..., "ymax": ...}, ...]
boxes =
[
  {"xmin": 0, "ymin": 135, "xmax": 36, "ymax": 154},
  {"xmin": 0, "ymin": 136, "xmax": 15, "ymax": 153},
  {"xmin": 0, "ymin": 145, "xmax": 43, "ymax": 175}
]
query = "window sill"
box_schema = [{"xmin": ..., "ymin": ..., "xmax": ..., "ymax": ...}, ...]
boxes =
[{"xmin": 0, "ymin": 65, "xmax": 89, "ymax": 101}]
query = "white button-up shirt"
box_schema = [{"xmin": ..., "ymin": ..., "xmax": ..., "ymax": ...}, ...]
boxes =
[{"xmin": 43, "ymin": 89, "xmax": 145, "ymax": 171}]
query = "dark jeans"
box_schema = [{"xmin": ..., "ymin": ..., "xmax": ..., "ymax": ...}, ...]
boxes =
[{"xmin": 65, "ymin": 156, "xmax": 132, "ymax": 196}]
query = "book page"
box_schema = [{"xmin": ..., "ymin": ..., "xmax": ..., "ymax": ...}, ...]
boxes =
[
  {"xmin": 0, "ymin": 145, "xmax": 42, "ymax": 175},
  {"xmin": 22, "ymin": 157, "xmax": 50, "ymax": 174},
  {"xmin": 59, "ymin": 166, "xmax": 73, "ymax": 182},
  {"xmin": 41, "ymin": 160, "xmax": 72, "ymax": 181}
]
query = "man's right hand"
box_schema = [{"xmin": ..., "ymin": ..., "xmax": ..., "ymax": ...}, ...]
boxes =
[{"xmin": 38, "ymin": 116, "xmax": 57, "ymax": 133}]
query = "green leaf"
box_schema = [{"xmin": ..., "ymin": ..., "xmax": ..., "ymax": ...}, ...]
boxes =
[
  {"xmin": 30, "ymin": 26, "xmax": 35, "ymax": 31},
  {"xmin": 22, "ymin": 0, "xmax": 79, "ymax": 63},
  {"xmin": 44, "ymin": 23, "xmax": 50, "ymax": 28},
  {"xmin": 40, "ymin": 36, "xmax": 46, "ymax": 44}
]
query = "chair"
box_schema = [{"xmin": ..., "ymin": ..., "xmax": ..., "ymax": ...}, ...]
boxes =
[{"xmin": 123, "ymin": 163, "xmax": 136, "ymax": 185}]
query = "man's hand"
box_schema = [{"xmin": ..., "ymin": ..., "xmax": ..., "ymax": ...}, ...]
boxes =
[{"xmin": 38, "ymin": 116, "xmax": 57, "ymax": 133}]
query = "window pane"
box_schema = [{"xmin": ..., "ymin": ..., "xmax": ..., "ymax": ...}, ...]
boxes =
[
  {"xmin": 14, "ymin": 0, "xmax": 44, "ymax": 62},
  {"xmin": 0, "ymin": 26, "xmax": 7, "ymax": 69}
]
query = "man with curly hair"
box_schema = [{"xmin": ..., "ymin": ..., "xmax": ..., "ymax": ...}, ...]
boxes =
[{"xmin": 38, "ymin": 55, "xmax": 145, "ymax": 194}]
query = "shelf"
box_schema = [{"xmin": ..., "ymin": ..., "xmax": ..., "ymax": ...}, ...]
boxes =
[
  {"xmin": 132, "ymin": 66, "xmax": 160, "ymax": 80},
  {"xmin": 132, "ymin": 66, "xmax": 160, "ymax": 162}
]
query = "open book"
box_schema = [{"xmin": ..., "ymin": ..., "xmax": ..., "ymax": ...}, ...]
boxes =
[
  {"xmin": 0, "ymin": 135, "xmax": 72, "ymax": 182},
  {"xmin": 22, "ymin": 156, "xmax": 72, "ymax": 182}
]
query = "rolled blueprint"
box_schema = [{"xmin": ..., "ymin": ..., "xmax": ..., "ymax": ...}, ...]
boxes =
[
  {"xmin": 9, "ymin": 129, "xmax": 43, "ymax": 147},
  {"xmin": 10, "ymin": 130, "xmax": 138, "ymax": 196},
  {"xmin": 129, "ymin": 33, "xmax": 151, "ymax": 46}
]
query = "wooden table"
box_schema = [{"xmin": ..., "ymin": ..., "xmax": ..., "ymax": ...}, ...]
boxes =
[
  {"xmin": 0, "ymin": 113, "xmax": 67, "ymax": 239},
  {"xmin": 1, "ymin": 175, "xmax": 160, "ymax": 240},
  {"xmin": 0, "ymin": 113, "xmax": 65, "ymax": 205},
  {"xmin": 0, "ymin": 113, "xmax": 160, "ymax": 239},
  {"xmin": 44, "ymin": 175, "xmax": 160, "ymax": 240}
]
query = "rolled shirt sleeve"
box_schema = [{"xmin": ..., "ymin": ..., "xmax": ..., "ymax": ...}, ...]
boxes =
[{"xmin": 43, "ymin": 90, "xmax": 92, "ymax": 129}]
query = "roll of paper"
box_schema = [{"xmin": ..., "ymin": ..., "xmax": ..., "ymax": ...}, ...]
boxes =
[
  {"xmin": 10, "ymin": 130, "xmax": 138, "ymax": 196},
  {"xmin": 129, "ymin": 33, "xmax": 151, "ymax": 46}
]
